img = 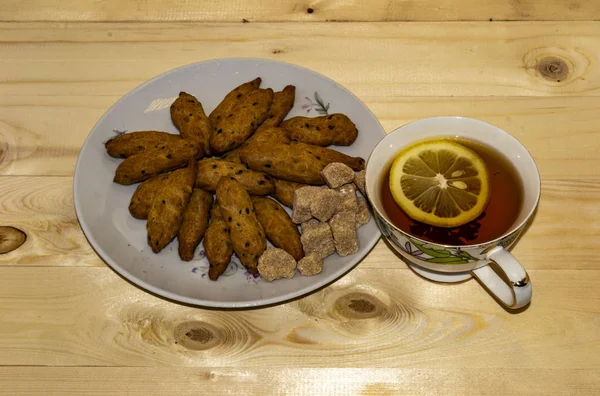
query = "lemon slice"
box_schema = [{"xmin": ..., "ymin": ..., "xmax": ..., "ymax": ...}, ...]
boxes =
[{"xmin": 389, "ymin": 139, "xmax": 490, "ymax": 228}]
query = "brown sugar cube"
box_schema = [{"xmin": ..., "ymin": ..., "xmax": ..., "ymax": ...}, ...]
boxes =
[
  {"xmin": 335, "ymin": 183, "xmax": 358, "ymax": 214},
  {"xmin": 356, "ymin": 196, "xmax": 370, "ymax": 227},
  {"xmin": 297, "ymin": 253, "xmax": 323, "ymax": 276},
  {"xmin": 329, "ymin": 211, "xmax": 359, "ymax": 256},
  {"xmin": 300, "ymin": 222, "xmax": 335, "ymax": 259},
  {"xmin": 309, "ymin": 188, "xmax": 341, "ymax": 222},
  {"xmin": 273, "ymin": 179, "xmax": 308, "ymax": 209},
  {"xmin": 320, "ymin": 162, "xmax": 355, "ymax": 189},
  {"xmin": 354, "ymin": 170, "xmax": 366, "ymax": 196},
  {"xmin": 292, "ymin": 186, "xmax": 321, "ymax": 224},
  {"xmin": 301, "ymin": 219, "xmax": 321, "ymax": 234},
  {"xmin": 258, "ymin": 248, "xmax": 297, "ymax": 282}
]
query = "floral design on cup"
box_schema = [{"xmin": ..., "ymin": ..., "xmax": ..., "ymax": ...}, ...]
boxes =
[
  {"xmin": 403, "ymin": 239, "xmax": 479, "ymax": 264},
  {"xmin": 366, "ymin": 116, "xmax": 540, "ymax": 309}
]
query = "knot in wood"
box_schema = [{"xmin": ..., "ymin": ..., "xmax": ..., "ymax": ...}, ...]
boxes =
[
  {"xmin": 536, "ymin": 57, "xmax": 569, "ymax": 82},
  {"xmin": 334, "ymin": 293, "xmax": 384, "ymax": 319},
  {"xmin": 348, "ymin": 298, "xmax": 376, "ymax": 313},
  {"xmin": 185, "ymin": 328, "xmax": 213, "ymax": 344},
  {"xmin": 174, "ymin": 321, "xmax": 220, "ymax": 350},
  {"xmin": 0, "ymin": 226, "xmax": 27, "ymax": 254}
]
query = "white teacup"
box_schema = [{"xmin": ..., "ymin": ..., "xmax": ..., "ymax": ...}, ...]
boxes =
[{"xmin": 366, "ymin": 117, "xmax": 540, "ymax": 309}]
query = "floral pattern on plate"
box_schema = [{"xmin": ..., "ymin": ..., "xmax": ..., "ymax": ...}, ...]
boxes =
[{"xmin": 300, "ymin": 92, "xmax": 330, "ymax": 115}]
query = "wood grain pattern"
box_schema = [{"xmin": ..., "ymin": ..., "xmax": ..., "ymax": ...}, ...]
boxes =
[
  {"xmin": 1, "ymin": 23, "xmax": 599, "ymax": 97},
  {"xmin": 2, "ymin": 95, "xmax": 600, "ymax": 177},
  {"xmin": 1, "ymin": 368, "xmax": 598, "ymax": 395},
  {"xmin": 1, "ymin": 1, "xmax": 599, "ymax": 22},
  {"xmin": 0, "ymin": 176, "xmax": 598, "ymax": 270},
  {"xmin": 0, "ymin": 176, "xmax": 97, "ymax": 266},
  {"xmin": 1, "ymin": 2, "xmax": 600, "ymax": 392},
  {"xmin": 2, "ymin": 23, "xmax": 600, "ymax": 176},
  {"xmin": 0, "ymin": 267, "xmax": 598, "ymax": 367}
]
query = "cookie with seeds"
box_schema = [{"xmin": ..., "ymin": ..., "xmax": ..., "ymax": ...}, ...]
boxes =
[
  {"xmin": 128, "ymin": 173, "xmax": 170, "ymax": 219},
  {"xmin": 282, "ymin": 113, "xmax": 358, "ymax": 146},
  {"xmin": 252, "ymin": 196, "xmax": 304, "ymax": 261},
  {"xmin": 210, "ymin": 88, "xmax": 274, "ymax": 154},
  {"xmin": 113, "ymin": 139, "xmax": 200, "ymax": 185},
  {"xmin": 209, "ymin": 77, "xmax": 261, "ymax": 127},
  {"xmin": 177, "ymin": 188, "xmax": 213, "ymax": 261},
  {"xmin": 196, "ymin": 158, "xmax": 274, "ymax": 195},
  {"xmin": 216, "ymin": 177, "xmax": 267, "ymax": 274},
  {"xmin": 255, "ymin": 85, "xmax": 295, "ymax": 132},
  {"xmin": 203, "ymin": 202, "xmax": 234, "ymax": 281},
  {"xmin": 220, "ymin": 127, "xmax": 291, "ymax": 164},
  {"xmin": 170, "ymin": 92, "xmax": 212, "ymax": 156},
  {"xmin": 105, "ymin": 131, "xmax": 182, "ymax": 159},
  {"xmin": 239, "ymin": 142, "xmax": 328, "ymax": 185},
  {"xmin": 291, "ymin": 142, "xmax": 365, "ymax": 171},
  {"xmin": 147, "ymin": 161, "xmax": 197, "ymax": 253}
]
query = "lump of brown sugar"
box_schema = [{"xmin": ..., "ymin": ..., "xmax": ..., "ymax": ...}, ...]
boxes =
[
  {"xmin": 321, "ymin": 162, "xmax": 355, "ymax": 189},
  {"xmin": 354, "ymin": 170, "xmax": 366, "ymax": 196},
  {"xmin": 297, "ymin": 253, "xmax": 323, "ymax": 276},
  {"xmin": 356, "ymin": 196, "xmax": 370, "ymax": 227},
  {"xmin": 335, "ymin": 183, "xmax": 358, "ymax": 214},
  {"xmin": 300, "ymin": 222, "xmax": 335, "ymax": 259},
  {"xmin": 291, "ymin": 186, "xmax": 321, "ymax": 224},
  {"xmin": 310, "ymin": 188, "xmax": 341, "ymax": 222},
  {"xmin": 329, "ymin": 211, "xmax": 359, "ymax": 256},
  {"xmin": 257, "ymin": 248, "xmax": 297, "ymax": 282},
  {"xmin": 301, "ymin": 219, "xmax": 321, "ymax": 234}
]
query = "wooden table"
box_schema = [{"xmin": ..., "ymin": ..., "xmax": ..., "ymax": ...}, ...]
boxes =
[{"xmin": 1, "ymin": 1, "xmax": 599, "ymax": 394}]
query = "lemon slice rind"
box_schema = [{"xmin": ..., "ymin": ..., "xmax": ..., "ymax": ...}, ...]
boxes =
[{"xmin": 389, "ymin": 139, "xmax": 490, "ymax": 228}]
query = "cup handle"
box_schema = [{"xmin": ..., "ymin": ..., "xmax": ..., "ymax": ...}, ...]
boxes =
[{"xmin": 470, "ymin": 246, "xmax": 532, "ymax": 309}]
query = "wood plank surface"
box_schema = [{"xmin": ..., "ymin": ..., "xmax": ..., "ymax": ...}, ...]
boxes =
[
  {"xmin": 2, "ymin": 94, "xmax": 600, "ymax": 177},
  {"xmin": 0, "ymin": 267, "xmax": 598, "ymax": 368},
  {"xmin": 0, "ymin": 176, "xmax": 598, "ymax": 270},
  {"xmin": 1, "ymin": 367, "xmax": 598, "ymax": 395},
  {"xmin": 1, "ymin": 2, "xmax": 600, "ymax": 393},
  {"xmin": 2, "ymin": 22, "xmax": 600, "ymax": 177},
  {"xmin": 1, "ymin": 0, "xmax": 599, "ymax": 22},
  {"xmin": 1, "ymin": 22, "xmax": 600, "ymax": 99}
]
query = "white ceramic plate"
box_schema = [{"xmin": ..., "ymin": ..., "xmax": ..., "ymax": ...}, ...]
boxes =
[{"xmin": 74, "ymin": 58, "xmax": 386, "ymax": 308}]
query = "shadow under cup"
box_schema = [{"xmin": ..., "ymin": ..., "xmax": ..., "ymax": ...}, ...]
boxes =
[{"xmin": 365, "ymin": 116, "xmax": 541, "ymax": 273}]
